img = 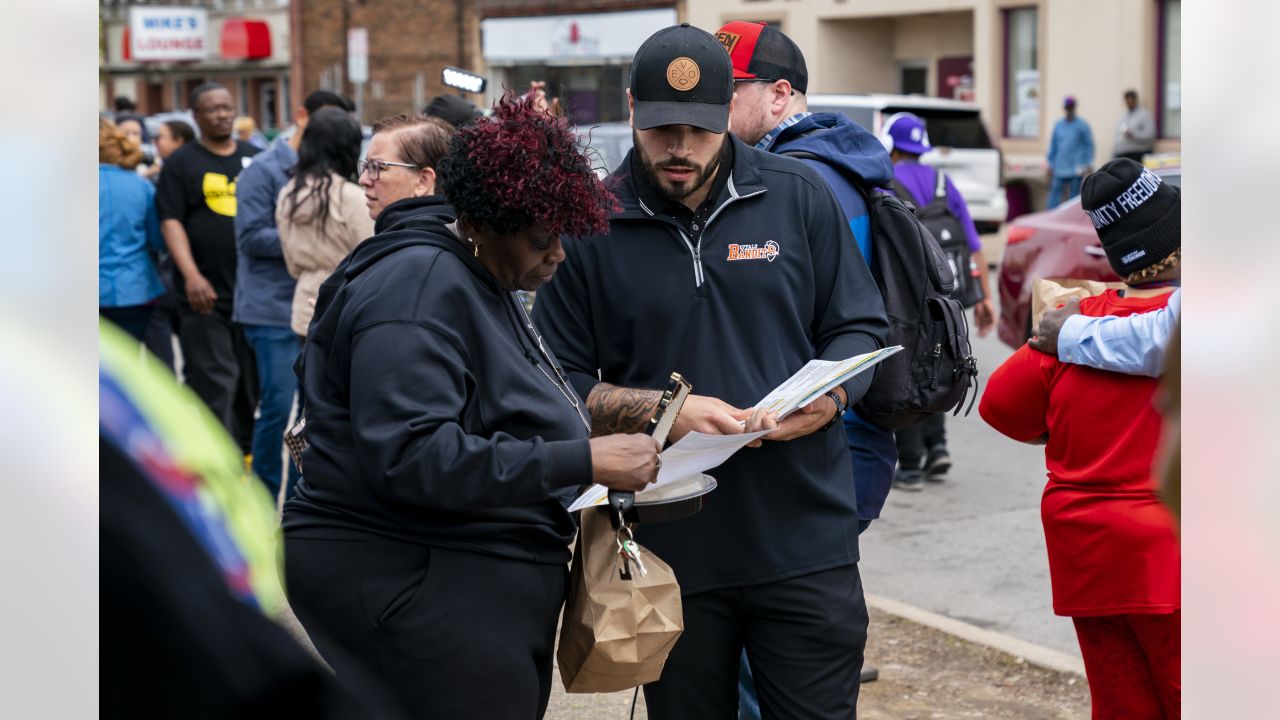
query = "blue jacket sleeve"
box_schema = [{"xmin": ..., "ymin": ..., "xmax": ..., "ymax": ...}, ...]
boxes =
[
  {"xmin": 233, "ymin": 161, "xmax": 284, "ymax": 259},
  {"xmin": 1082, "ymin": 122, "xmax": 1096, "ymax": 167},
  {"xmin": 804, "ymin": 177, "xmax": 889, "ymax": 404},
  {"xmin": 347, "ymin": 319, "xmax": 592, "ymax": 510},
  {"xmin": 1057, "ymin": 288, "xmax": 1180, "ymax": 376},
  {"xmin": 144, "ymin": 183, "xmax": 163, "ymax": 252}
]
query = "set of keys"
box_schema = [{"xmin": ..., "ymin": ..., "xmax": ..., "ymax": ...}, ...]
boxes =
[{"xmin": 614, "ymin": 520, "xmax": 647, "ymax": 581}]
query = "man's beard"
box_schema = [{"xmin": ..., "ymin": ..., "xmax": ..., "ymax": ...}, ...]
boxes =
[{"xmin": 633, "ymin": 130, "xmax": 724, "ymax": 203}]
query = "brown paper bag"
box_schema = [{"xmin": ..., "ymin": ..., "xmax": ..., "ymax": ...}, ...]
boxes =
[
  {"xmin": 1030, "ymin": 278, "xmax": 1125, "ymax": 331},
  {"xmin": 557, "ymin": 508, "xmax": 683, "ymax": 693}
]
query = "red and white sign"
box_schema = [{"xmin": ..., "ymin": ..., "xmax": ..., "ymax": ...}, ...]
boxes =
[{"xmin": 130, "ymin": 6, "xmax": 209, "ymax": 62}]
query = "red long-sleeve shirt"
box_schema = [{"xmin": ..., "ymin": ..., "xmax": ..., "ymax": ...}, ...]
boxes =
[{"xmin": 980, "ymin": 290, "xmax": 1180, "ymax": 616}]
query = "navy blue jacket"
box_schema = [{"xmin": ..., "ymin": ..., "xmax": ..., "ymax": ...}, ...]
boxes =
[
  {"xmin": 768, "ymin": 112, "xmax": 900, "ymax": 527},
  {"xmin": 534, "ymin": 136, "xmax": 888, "ymax": 593},
  {"xmin": 284, "ymin": 201, "xmax": 591, "ymax": 562},
  {"xmin": 233, "ymin": 139, "xmax": 297, "ymax": 327}
]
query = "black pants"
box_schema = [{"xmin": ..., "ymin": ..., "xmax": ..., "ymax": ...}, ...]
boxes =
[
  {"xmin": 100, "ymin": 304, "xmax": 155, "ymax": 343},
  {"xmin": 643, "ymin": 563, "xmax": 868, "ymax": 720},
  {"xmin": 285, "ymin": 534, "xmax": 567, "ymax": 719},
  {"xmin": 144, "ymin": 289, "xmax": 180, "ymax": 370},
  {"xmin": 896, "ymin": 413, "xmax": 947, "ymax": 469},
  {"xmin": 177, "ymin": 306, "xmax": 258, "ymax": 453}
]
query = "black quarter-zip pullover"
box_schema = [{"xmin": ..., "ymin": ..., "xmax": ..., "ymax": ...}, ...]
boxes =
[{"xmin": 534, "ymin": 136, "xmax": 889, "ymax": 593}]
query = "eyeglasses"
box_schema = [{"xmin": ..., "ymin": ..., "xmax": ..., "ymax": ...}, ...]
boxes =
[{"xmin": 358, "ymin": 158, "xmax": 420, "ymax": 181}]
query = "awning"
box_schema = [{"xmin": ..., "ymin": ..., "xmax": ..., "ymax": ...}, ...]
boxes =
[{"xmin": 220, "ymin": 18, "xmax": 272, "ymax": 60}]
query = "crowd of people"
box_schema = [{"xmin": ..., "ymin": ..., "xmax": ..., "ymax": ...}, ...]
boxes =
[{"xmin": 100, "ymin": 19, "xmax": 1180, "ymax": 720}]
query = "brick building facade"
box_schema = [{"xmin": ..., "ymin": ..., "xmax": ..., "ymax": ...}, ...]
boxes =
[{"xmin": 290, "ymin": 0, "xmax": 477, "ymax": 124}]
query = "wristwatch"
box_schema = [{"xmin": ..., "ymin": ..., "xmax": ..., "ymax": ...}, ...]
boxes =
[{"xmin": 819, "ymin": 390, "xmax": 846, "ymax": 431}]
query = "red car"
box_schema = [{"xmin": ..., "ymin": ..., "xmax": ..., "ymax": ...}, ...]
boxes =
[{"xmin": 996, "ymin": 168, "xmax": 1181, "ymax": 349}]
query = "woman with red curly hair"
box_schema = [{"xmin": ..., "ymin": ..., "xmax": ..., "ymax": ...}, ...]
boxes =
[{"xmin": 282, "ymin": 92, "xmax": 660, "ymax": 718}]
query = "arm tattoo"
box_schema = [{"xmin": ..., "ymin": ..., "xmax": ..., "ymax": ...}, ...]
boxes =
[{"xmin": 586, "ymin": 383, "xmax": 661, "ymax": 437}]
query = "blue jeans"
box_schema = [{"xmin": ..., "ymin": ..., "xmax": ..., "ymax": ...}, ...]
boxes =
[
  {"xmin": 1048, "ymin": 174, "xmax": 1083, "ymax": 208},
  {"xmin": 845, "ymin": 409, "xmax": 898, "ymax": 533},
  {"xmin": 242, "ymin": 324, "xmax": 301, "ymax": 501}
]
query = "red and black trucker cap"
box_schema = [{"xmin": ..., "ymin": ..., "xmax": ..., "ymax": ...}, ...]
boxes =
[
  {"xmin": 715, "ymin": 21, "xmax": 808, "ymax": 94},
  {"xmin": 630, "ymin": 23, "xmax": 733, "ymax": 133}
]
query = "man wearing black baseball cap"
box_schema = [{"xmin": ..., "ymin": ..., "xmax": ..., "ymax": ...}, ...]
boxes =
[{"xmin": 535, "ymin": 22, "xmax": 887, "ymax": 720}]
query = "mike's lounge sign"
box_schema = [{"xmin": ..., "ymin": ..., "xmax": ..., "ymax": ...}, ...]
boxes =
[{"xmin": 130, "ymin": 7, "xmax": 209, "ymax": 62}]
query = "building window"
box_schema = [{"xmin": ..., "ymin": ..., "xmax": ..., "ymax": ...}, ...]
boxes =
[
  {"xmin": 1158, "ymin": 0, "xmax": 1181, "ymax": 138},
  {"xmin": 1002, "ymin": 7, "xmax": 1039, "ymax": 138},
  {"xmin": 898, "ymin": 61, "xmax": 928, "ymax": 96}
]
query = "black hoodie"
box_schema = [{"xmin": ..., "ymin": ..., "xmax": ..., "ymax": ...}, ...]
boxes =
[
  {"xmin": 283, "ymin": 200, "xmax": 592, "ymax": 564},
  {"xmin": 534, "ymin": 136, "xmax": 889, "ymax": 593}
]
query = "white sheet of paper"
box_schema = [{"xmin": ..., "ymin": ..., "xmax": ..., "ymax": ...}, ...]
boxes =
[
  {"xmin": 754, "ymin": 346, "xmax": 902, "ymax": 419},
  {"xmin": 566, "ymin": 429, "xmax": 771, "ymax": 513}
]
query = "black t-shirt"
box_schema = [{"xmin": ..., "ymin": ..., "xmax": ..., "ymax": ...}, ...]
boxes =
[{"xmin": 156, "ymin": 141, "xmax": 259, "ymax": 312}]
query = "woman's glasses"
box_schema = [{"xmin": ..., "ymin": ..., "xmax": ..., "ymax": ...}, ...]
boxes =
[{"xmin": 358, "ymin": 158, "xmax": 420, "ymax": 181}]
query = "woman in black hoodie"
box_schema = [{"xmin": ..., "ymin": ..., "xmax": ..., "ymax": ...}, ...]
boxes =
[{"xmin": 283, "ymin": 93, "xmax": 660, "ymax": 718}]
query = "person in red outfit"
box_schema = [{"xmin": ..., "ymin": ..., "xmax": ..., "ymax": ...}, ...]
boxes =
[{"xmin": 981, "ymin": 158, "xmax": 1181, "ymax": 719}]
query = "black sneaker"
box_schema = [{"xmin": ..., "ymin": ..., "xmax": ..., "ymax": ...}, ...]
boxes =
[
  {"xmin": 893, "ymin": 468, "xmax": 925, "ymax": 492},
  {"xmin": 925, "ymin": 449, "xmax": 952, "ymax": 482}
]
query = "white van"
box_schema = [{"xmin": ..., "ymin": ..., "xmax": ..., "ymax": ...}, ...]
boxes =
[{"xmin": 806, "ymin": 94, "xmax": 1007, "ymax": 232}]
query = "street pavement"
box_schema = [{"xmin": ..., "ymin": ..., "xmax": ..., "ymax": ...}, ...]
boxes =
[{"xmin": 858, "ymin": 324, "xmax": 1081, "ymax": 657}]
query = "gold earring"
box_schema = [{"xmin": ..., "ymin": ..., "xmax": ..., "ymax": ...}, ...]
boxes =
[{"xmin": 469, "ymin": 238, "xmax": 479, "ymax": 258}]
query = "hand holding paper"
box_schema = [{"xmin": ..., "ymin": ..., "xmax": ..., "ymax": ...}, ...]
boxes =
[
  {"xmin": 753, "ymin": 347, "xmax": 902, "ymax": 420},
  {"xmin": 568, "ymin": 429, "xmax": 771, "ymax": 513}
]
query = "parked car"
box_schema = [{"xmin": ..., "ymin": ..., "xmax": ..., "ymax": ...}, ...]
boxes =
[
  {"xmin": 996, "ymin": 167, "xmax": 1182, "ymax": 349},
  {"xmin": 806, "ymin": 94, "xmax": 1007, "ymax": 232}
]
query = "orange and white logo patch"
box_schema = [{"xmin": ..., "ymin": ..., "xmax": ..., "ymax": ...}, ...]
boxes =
[
  {"xmin": 666, "ymin": 57, "xmax": 701, "ymax": 91},
  {"xmin": 726, "ymin": 240, "xmax": 780, "ymax": 263}
]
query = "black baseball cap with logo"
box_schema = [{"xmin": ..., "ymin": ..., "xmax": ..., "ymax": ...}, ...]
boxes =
[{"xmin": 630, "ymin": 23, "xmax": 733, "ymax": 133}]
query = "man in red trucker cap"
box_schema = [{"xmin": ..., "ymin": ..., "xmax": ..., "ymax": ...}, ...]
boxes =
[{"xmin": 717, "ymin": 20, "xmax": 900, "ymax": 717}]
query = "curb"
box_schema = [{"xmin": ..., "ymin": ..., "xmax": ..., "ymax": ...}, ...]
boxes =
[{"xmin": 866, "ymin": 593, "xmax": 1086, "ymax": 677}]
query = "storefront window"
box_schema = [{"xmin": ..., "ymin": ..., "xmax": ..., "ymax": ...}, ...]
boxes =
[
  {"xmin": 506, "ymin": 64, "xmax": 630, "ymax": 125},
  {"xmin": 1158, "ymin": 0, "xmax": 1181, "ymax": 137},
  {"xmin": 1003, "ymin": 7, "xmax": 1039, "ymax": 138}
]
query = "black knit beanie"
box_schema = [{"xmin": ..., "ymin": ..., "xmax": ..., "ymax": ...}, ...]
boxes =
[{"xmin": 1080, "ymin": 158, "xmax": 1181, "ymax": 277}]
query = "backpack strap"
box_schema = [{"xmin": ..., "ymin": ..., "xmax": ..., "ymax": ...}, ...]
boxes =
[{"xmin": 934, "ymin": 167, "xmax": 948, "ymax": 199}]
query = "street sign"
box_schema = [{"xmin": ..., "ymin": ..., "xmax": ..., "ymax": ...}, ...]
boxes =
[
  {"xmin": 348, "ymin": 28, "xmax": 368, "ymax": 84},
  {"xmin": 442, "ymin": 66, "xmax": 486, "ymax": 94}
]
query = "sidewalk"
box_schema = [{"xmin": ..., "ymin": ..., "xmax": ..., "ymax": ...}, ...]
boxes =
[{"xmin": 544, "ymin": 606, "xmax": 1090, "ymax": 719}]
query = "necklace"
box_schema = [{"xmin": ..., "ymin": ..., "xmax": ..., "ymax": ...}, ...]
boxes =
[{"xmin": 513, "ymin": 294, "xmax": 592, "ymax": 434}]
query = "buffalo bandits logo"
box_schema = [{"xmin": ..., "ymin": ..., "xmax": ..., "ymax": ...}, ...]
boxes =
[{"xmin": 726, "ymin": 240, "xmax": 780, "ymax": 263}]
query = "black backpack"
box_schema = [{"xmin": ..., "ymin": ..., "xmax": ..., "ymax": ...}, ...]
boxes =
[
  {"xmin": 782, "ymin": 151, "xmax": 979, "ymax": 430},
  {"xmin": 890, "ymin": 170, "xmax": 985, "ymax": 309}
]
